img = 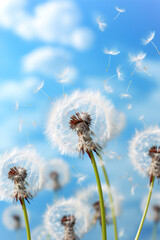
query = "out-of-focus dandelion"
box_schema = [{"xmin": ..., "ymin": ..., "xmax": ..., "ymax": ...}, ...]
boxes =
[
  {"xmin": 41, "ymin": 158, "xmax": 70, "ymax": 193},
  {"xmin": 142, "ymin": 31, "xmax": 160, "ymax": 54},
  {"xmin": 31, "ymin": 225, "xmax": 52, "ymax": 240},
  {"xmin": 76, "ymin": 184, "xmax": 123, "ymax": 227},
  {"xmin": 2, "ymin": 205, "xmax": 26, "ymax": 230},
  {"xmin": 114, "ymin": 7, "xmax": 125, "ymax": 21},
  {"xmin": 96, "ymin": 16, "xmax": 107, "ymax": 32},
  {"xmin": 104, "ymin": 66, "xmax": 124, "ymax": 82},
  {"xmin": 44, "ymin": 198, "xmax": 90, "ymax": 240},
  {"xmin": 129, "ymin": 126, "xmax": 160, "ymax": 240},
  {"xmin": 0, "ymin": 147, "xmax": 43, "ymax": 240},
  {"xmin": 141, "ymin": 192, "xmax": 160, "ymax": 240},
  {"xmin": 45, "ymin": 90, "xmax": 125, "ymax": 240},
  {"xmin": 16, "ymin": 101, "xmax": 32, "ymax": 111},
  {"xmin": 35, "ymin": 80, "xmax": 52, "ymax": 100},
  {"xmin": 120, "ymin": 93, "xmax": 132, "ymax": 99},
  {"xmin": 104, "ymin": 48, "xmax": 120, "ymax": 71}
]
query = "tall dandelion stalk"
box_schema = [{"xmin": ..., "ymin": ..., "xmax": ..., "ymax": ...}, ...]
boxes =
[
  {"xmin": 22, "ymin": 198, "xmax": 31, "ymax": 240},
  {"xmin": 135, "ymin": 176, "xmax": 155, "ymax": 240}
]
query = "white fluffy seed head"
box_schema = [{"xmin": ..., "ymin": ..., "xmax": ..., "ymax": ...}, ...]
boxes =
[
  {"xmin": 45, "ymin": 90, "xmax": 125, "ymax": 157},
  {"xmin": 2, "ymin": 205, "xmax": 26, "ymax": 230},
  {"xmin": 129, "ymin": 126, "xmax": 160, "ymax": 177},
  {"xmin": 142, "ymin": 31, "xmax": 155, "ymax": 45},
  {"xmin": 104, "ymin": 48, "xmax": 120, "ymax": 55},
  {"xmin": 44, "ymin": 198, "xmax": 90, "ymax": 240},
  {"xmin": 41, "ymin": 158, "xmax": 70, "ymax": 191},
  {"xmin": 76, "ymin": 184, "xmax": 123, "ymax": 222},
  {"xmin": 0, "ymin": 146, "xmax": 43, "ymax": 203},
  {"xmin": 141, "ymin": 192, "xmax": 160, "ymax": 222}
]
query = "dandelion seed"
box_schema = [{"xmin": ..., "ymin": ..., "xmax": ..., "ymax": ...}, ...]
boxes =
[
  {"xmin": 16, "ymin": 101, "xmax": 32, "ymax": 111},
  {"xmin": 72, "ymin": 165, "xmax": 87, "ymax": 185},
  {"xmin": 127, "ymin": 104, "xmax": 132, "ymax": 110},
  {"xmin": 41, "ymin": 158, "xmax": 70, "ymax": 191},
  {"xmin": 104, "ymin": 48, "xmax": 120, "ymax": 71},
  {"xmin": 142, "ymin": 31, "xmax": 160, "ymax": 54},
  {"xmin": 131, "ymin": 184, "xmax": 137, "ymax": 196},
  {"xmin": 119, "ymin": 228, "xmax": 124, "ymax": 238},
  {"xmin": 0, "ymin": 147, "xmax": 42, "ymax": 204},
  {"xmin": 45, "ymin": 90, "xmax": 125, "ymax": 157},
  {"xmin": 104, "ymin": 66, "xmax": 124, "ymax": 82},
  {"xmin": 120, "ymin": 93, "xmax": 132, "ymax": 99},
  {"xmin": 139, "ymin": 115, "xmax": 144, "ymax": 121},
  {"xmin": 35, "ymin": 81, "xmax": 52, "ymax": 101},
  {"xmin": 96, "ymin": 16, "xmax": 107, "ymax": 32},
  {"xmin": 44, "ymin": 198, "xmax": 90, "ymax": 240},
  {"xmin": 2, "ymin": 205, "xmax": 26, "ymax": 230},
  {"xmin": 104, "ymin": 83, "xmax": 113, "ymax": 93},
  {"xmin": 114, "ymin": 7, "xmax": 125, "ymax": 21}
]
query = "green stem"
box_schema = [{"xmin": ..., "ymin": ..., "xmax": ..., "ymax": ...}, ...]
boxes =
[
  {"xmin": 90, "ymin": 151, "xmax": 107, "ymax": 240},
  {"xmin": 22, "ymin": 198, "xmax": 31, "ymax": 240},
  {"xmin": 152, "ymin": 222, "xmax": 158, "ymax": 240},
  {"xmin": 101, "ymin": 163, "xmax": 118, "ymax": 240},
  {"xmin": 135, "ymin": 176, "xmax": 155, "ymax": 240}
]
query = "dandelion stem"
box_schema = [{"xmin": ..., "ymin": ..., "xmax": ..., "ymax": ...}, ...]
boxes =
[
  {"xmin": 90, "ymin": 151, "xmax": 107, "ymax": 240},
  {"xmin": 135, "ymin": 176, "xmax": 155, "ymax": 240},
  {"xmin": 151, "ymin": 41, "xmax": 160, "ymax": 54},
  {"xmin": 106, "ymin": 55, "xmax": 111, "ymax": 72},
  {"xmin": 114, "ymin": 12, "xmax": 120, "ymax": 20},
  {"xmin": 100, "ymin": 156, "xmax": 118, "ymax": 240},
  {"xmin": 152, "ymin": 222, "xmax": 158, "ymax": 240},
  {"xmin": 22, "ymin": 198, "xmax": 31, "ymax": 240},
  {"xmin": 40, "ymin": 89, "xmax": 52, "ymax": 101}
]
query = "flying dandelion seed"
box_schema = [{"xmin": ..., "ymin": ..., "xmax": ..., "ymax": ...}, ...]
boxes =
[
  {"xmin": 35, "ymin": 80, "xmax": 52, "ymax": 101},
  {"xmin": 72, "ymin": 165, "xmax": 88, "ymax": 185},
  {"xmin": 120, "ymin": 93, "xmax": 132, "ymax": 99},
  {"xmin": 76, "ymin": 184, "xmax": 123, "ymax": 227},
  {"xmin": 104, "ymin": 66, "xmax": 124, "ymax": 82},
  {"xmin": 114, "ymin": 7, "xmax": 125, "ymax": 21},
  {"xmin": 131, "ymin": 184, "xmax": 137, "ymax": 196},
  {"xmin": 41, "ymin": 158, "xmax": 70, "ymax": 192},
  {"xmin": 96, "ymin": 16, "xmax": 107, "ymax": 32},
  {"xmin": 129, "ymin": 51, "xmax": 147, "ymax": 77},
  {"xmin": 127, "ymin": 104, "xmax": 132, "ymax": 110},
  {"xmin": 44, "ymin": 198, "xmax": 90, "ymax": 240},
  {"xmin": 0, "ymin": 147, "xmax": 42, "ymax": 204},
  {"xmin": 118, "ymin": 228, "xmax": 124, "ymax": 238},
  {"xmin": 16, "ymin": 101, "xmax": 32, "ymax": 111},
  {"xmin": 2, "ymin": 205, "xmax": 26, "ymax": 230},
  {"xmin": 104, "ymin": 83, "xmax": 114, "ymax": 93},
  {"xmin": 45, "ymin": 90, "xmax": 125, "ymax": 157},
  {"xmin": 104, "ymin": 48, "xmax": 120, "ymax": 71},
  {"xmin": 142, "ymin": 31, "xmax": 160, "ymax": 54}
]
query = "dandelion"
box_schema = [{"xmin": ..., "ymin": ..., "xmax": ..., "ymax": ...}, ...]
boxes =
[
  {"xmin": 44, "ymin": 198, "xmax": 90, "ymax": 240},
  {"xmin": 41, "ymin": 158, "xmax": 70, "ymax": 194},
  {"xmin": 114, "ymin": 7, "xmax": 125, "ymax": 21},
  {"xmin": 141, "ymin": 192, "xmax": 160, "ymax": 240},
  {"xmin": 129, "ymin": 126, "xmax": 160, "ymax": 239},
  {"xmin": 45, "ymin": 90, "xmax": 125, "ymax": 240},
  {"xmin": 129, "ymin": 51, "xmax": 147, "ymax": 77},
  {"xmin": 142, "ymin": 31, "xmax": 160, "ymax": 54},
  {"xmin": 104, "ymin": 48, "xmax": 120, "ymax": 71},
  {"xmin": 2, "ymin": 205, "xmax": 26, "ymax": 230},
  {"xmin": 0, "ymin": 147, "xmax": 43, "ymax": 240},
  {"xmin": 96, "ymin": 16, "xmax": 107, "ymax": 32},
  {"xmin": 76, "ymin": 184, "xmax": 123, "ymax": 227},
  {"xmin": 35, "ymin": 80, "xmax": 52, "ymax": 100}
]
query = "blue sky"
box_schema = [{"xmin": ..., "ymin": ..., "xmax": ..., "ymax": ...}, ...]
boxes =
[{"xmin": 0, "ymin": 0, "xmax": 160, "ymax": 239}]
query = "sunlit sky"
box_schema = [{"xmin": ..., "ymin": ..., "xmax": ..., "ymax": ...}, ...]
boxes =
[{"xmin": 0, "ymin": 0, "xmax": 160, "ymax": 239}]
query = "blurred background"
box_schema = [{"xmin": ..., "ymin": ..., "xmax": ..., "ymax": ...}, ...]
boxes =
[{"xmin": 0, "ymin": 0, "xmax": 160, "ymax": 239}]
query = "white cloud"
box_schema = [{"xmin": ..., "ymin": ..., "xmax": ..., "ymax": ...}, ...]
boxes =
[
  {"xmin": 0, "ymin": 0, "xmax": 93, "ymax": 50},
  {"xmin": 0, "ymin": 77, "xmax": 40, "ymax": 101},
  {"xmin": 22, "ymin": 46, "xmax": 78, "ymax": 78}
]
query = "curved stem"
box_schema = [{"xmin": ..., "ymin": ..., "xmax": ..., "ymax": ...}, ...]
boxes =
[
  {"xmin": 152, "ymin": 222, "xmax": 158, "ymax": 240},
  {"xmin": 22, "ymin": 198, "xmax": 31, "ymax": 240},
  {"xmin": 100, "ymin": 157, "xmax": 118, "ymax": 240},
  {"xmin": 90, "ymin": 151, "xmax": 107, "ymax": 240},
  {"xmin": 135, "ymin": 176, "xmax": 155, "ymax": 240}
]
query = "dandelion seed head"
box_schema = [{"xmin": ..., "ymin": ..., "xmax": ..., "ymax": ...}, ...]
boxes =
[
  {"xmin": 129, "ymin": 126, "xmax": 160, "ymax": 177},
  {"xmin": 129, "ymin": 52, "xmax": 146, "ymax": 62},
  {"xmin": 45, "ymin": 90, "xmax": 125, "ymax": 157},
  {"xmin": 76, "ymin": 184, "xmax": 123, "ymax": 221},
  {"xmin": 41, "ymin": 158, "xmax": 70, "ymax": 191},
  {"xmin": 142, "ymin": 31, "xmax": 155, "ymax": 45},
  {"xmin": 0, "ymin": 147, "xmax": 43, "ymax": 203},
  {"xmin": 104, "ymin": 48, "xmax": 120, "ymax": 55},
  {"xmin": 116, "ymin": 7, "xmax": 125, "ymax": 13},
  {"xmin": 2, "ymin": 205, "xmax": 26, "ymax": 230},
  {"xmin": 44, "ymin": 198, "xmax": 90, "ymax": 240},
  {"xmin": 141, "ymin": 192, "xmax": 160, "ymax": 222}
]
